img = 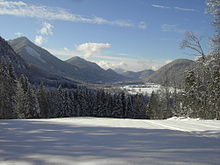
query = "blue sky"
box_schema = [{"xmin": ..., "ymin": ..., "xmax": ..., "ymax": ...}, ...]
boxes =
[{"xmin": 0, "ymin": 0, "xmax": 214, "ymax": 71}]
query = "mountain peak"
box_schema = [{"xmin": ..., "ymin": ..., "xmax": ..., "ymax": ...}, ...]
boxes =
[
  {"xmin": 106, "ymin": 68, "xmax": 115, "ymax": 73},
  {"xmin": 9, "ymin": 36, "xmax": 31, "ymax": 43},
  {"xmin": 66, "ymin": 56, "xmax": 102, "ymax": 70},
  {"xmin": 68, "ymin": 56, "xmax": 85, "ymax": 62},
  {"xmin": 8, "ymin": 37, "xmax": 35, "ymax": 50}
]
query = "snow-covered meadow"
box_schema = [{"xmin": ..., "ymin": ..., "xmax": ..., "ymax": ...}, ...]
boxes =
[
  {"xmin": 0, "ymin": 117, "xmax": 220, "ymax": 165},
  {"xmin": 121, "ymin": 84, "xmax": 161, "ymax": 95}
]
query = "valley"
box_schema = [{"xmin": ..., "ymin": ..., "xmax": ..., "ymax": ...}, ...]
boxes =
[{"xmin": 0, "ymin": 0, "xmax": 219, "ymax": 164}]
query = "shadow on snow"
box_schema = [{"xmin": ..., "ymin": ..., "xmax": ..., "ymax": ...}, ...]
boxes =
[{"xmin": 0, "ymin": 119, "xmax": 220, "ymax": 165}]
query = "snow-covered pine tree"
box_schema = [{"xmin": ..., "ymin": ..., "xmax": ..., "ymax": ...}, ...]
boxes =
[
  {"xmin": 15, "ymin": 79, "xmax": 26, "ymax": 119},
  {"xmin": 183, "ymin": 70, "xmax": 198, "ymax": 117},
  {"xmin": 179, "ymin": 1, "xmax": 220, "ymax": 119},
  {"xmin": 147, "ymin": 91, "xmax": 160, "ymax": 119},
  {"xmin": 0, "ymin": 62, "xmax": 17, "ymax": 119},
  {"xmin": 111, "ymin": 93, "xmax": 122, "ymax": 118},
  {"xmin": 132, "ymin": 94, "xmax": 147, "ymax": 119},
  {"xmin": 15, "ymin": 75, "xmax": 40, "ymax": 119},
  {"xmin": 25, "ymin": 85, "xmax": 40, "ymax": 118},
  {"xmin": 206, "ymin": 0, "xmax": 220, "ymax": 119},
  {"xmin": 36, "ymin": 83, "xmax": 50, "ymax": 118},
  {"xmin": 56, "ymin": 85, "xmax": 67, "ymax": 117}
]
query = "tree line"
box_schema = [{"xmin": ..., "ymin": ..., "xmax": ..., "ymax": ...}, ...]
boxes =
[{"xmin": 1, "ymin": 59, "xmax": 184, "ymax": 120}]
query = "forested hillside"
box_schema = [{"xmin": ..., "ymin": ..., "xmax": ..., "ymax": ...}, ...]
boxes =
[
  {"xmin": 145, "ymin": 59, "xmax": 195, "ymax": 88},
  {"xmin": 180, "ymin": 0, "xmax": 220, "ymax": 119}
]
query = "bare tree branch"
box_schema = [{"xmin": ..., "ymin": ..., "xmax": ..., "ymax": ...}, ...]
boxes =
[{"xmin": 180, "ymin": 31, "xmax": 206, "ymax": 62}]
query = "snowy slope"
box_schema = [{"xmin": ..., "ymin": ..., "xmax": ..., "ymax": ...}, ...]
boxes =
[{"xmin": 0, "ymin": 117, "xmax": 220, "ymax": 165}]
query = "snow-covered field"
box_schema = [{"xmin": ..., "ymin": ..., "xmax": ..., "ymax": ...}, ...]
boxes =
[
  {"xmin": 121, "ymin": 84, "xmax": 161, "ymax": 95},
  {"xmin": 0, "ymin": 117, "xmax": 220, "ymax": 165}
]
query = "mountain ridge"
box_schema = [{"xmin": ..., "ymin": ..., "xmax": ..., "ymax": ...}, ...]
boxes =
[
  {"xmin": 66, "ymin": 56, "xmax": 129, "ymax": 83},
  {"xmin": 121, "ymin": 69, "xmax": 155, "ymax": 80},
  {"xmin": 9, "ymin": 37, "xmax": 129, "ymax": 84},
  {"xmin": 1, "ymin": 36, "xmax": 78, "ymax": 87}
]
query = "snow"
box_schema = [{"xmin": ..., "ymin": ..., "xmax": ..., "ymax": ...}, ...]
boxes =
[
  {"xmin": 25, "ymin": 46, "xmax": 46, "ymax": 63},
  {"xmin": 121, "ymin": 84, "xmax": 161, "ymax": 95},
  {"xmin": 121, "ymin": 84, "xmax": 181, "ymax": 95},
  {"xmin": 0, "ymin": 117, "xmax": 220, "ymax": 165}
]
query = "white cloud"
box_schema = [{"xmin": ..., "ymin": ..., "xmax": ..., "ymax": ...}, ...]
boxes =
[
  {"xmin": 118, "ymin": 53, "xmax": 129, "ymax": 56},
  {"xmin": 174, "ymin": 7, "xmax": 197, "ymax": 12},
  {"xmin": 152, "ymin": 4, "xmax": 196, "ymax": 12},
  {"xmin": 161, "ymin": 24, "xmax": 185, "ymax": 34},
  {"xmin": 90, "ymin": 54, "xmax": 168, "ymax": 71},
  {"xmin": 45, "ymin": 47, "xmax": 79, "ymax": 59},
  {"xmin": 0, "ymin": 0, "xmax": 134, "ymax": 28},
  {"xmin": 0, "ymin": 0, "xmax": 26, "ymax": 7},
  {"xmin": 39, "ymin": 22, "xmax": 53, "ymax": 35},
  {"xmin": 34, "ymin": 35, "xmax": 44, "ymax": 45},
  {"xmin": 95, "ymin": 58, "xmax": 168, "ymax": 72},
  {"xmin": 14, "ymin": 32, "xmax": 23, "ymax": 37},
  {"xmin": 45, "ymin": 46, "xmax": 171, "ymax": 71},
  {"xmin": 34, "ymin": 22, "xmax": 53, "ymax": 46},
  {"xmin": 45, "ymin": 43, "xmax": 112, "ymax": 60},
  {"xmin": 63, "ymin": 47, "xmax": 69, "ymax": 51},
  {"xmin": 138, "ymin": 21, "xmax": 147, "ymax": 30},
  {"xmin": 76, "ymin": 43, "xmax": 111, "ymax": 58},
  {"xmin": 152, "ymin": 4, "xmax": 171, "ymax": 9},
  {"xmin": 96, "ymin": 61, "xmax": 127, "ymax": 70}
]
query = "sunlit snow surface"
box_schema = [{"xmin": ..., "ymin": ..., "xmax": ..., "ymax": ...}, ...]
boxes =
[
  {"xmin": 121, "ymin": 84, "xmax": 161, "ymax": 95},
  {"xmin": 0, "ymin": 117, "xmax": 220, "ymax": 165}
]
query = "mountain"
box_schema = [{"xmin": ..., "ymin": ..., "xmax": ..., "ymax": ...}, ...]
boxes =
[
  {"xmin": 0, "ymin": 36, "xmax": 27, "ymax": 74},
  {"xmin": 66, "ymin": 56, "xmax": 129, "ymax": 83},
  {"xmin": 122, "ymin": 69, "xmax": 155, "ymax": 80},
  {"xmin": 8, "ymin": 37, "xmax": 82, "ymax": 80},
  {"xmin": 114, "ymin": 68, "xmax": 125, "ymax": 74},
  {"xmin": 0, "ymin": 36, "xmax": 77, "ymax": 87},
  {"xmin": 145, "ymin": 59, "xmax": 195, "ymax": 88},
  {"xmin": 9, "ymin": 37, "xmax": 128, "ymax": 84}
]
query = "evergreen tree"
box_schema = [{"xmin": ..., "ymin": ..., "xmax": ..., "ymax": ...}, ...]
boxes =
[
  {"xmin": 121, "ymin": 92, "xmax": 127, "ymax": 118},
  {"xmin": 15, "ymin": 75, "xmax": 40, "ymax": 119},
  {"xmin": 36, "ymin": 83, "xmax": 49, "ymax": 118},
  {"xmin": 0, "ymin": 62, "xmax": 17, "ymax": 119},
  {"xmin": 15, "ymin": 80, "xmax": 26, "ymax": 119},
  {"xmin": 148, "ymin": 91, "xmax": 160, "ymax": 119}
]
